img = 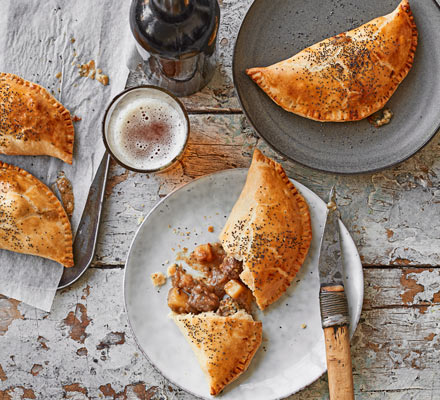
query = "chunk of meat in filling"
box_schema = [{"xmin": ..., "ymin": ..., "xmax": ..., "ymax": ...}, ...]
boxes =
[
  {"xmin": 188, "ymin": 283, "xmax": 219, "ymax": 313},
  {"xmin": 168, "ymin": 266, "xmax": 220, "ymax": 314},
  {"xmin": 207, "ymin": 256, "xmax": 243, "ymax": 297}
]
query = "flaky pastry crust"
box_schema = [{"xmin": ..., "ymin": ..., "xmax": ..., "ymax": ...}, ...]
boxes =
[
  {"xmin": 246, "ymin": 0, "xmax": 418, "ymax": 122},
  {"xmin": 220, "ymin": 149, "xmax": 312, "ymax": 310},
  {"xmin": 0, "ymin": 162, "xmax": 73, "ymax": 267},
  {"xmin": 171, "ymin": 310, "xmax": 262, "ymax": 396},
  {"xmin": 0, "ymin": 73, "xmax": 74, "ymax": 163}
]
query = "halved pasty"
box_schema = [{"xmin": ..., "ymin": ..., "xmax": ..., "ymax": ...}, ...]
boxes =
[
  {"xmin": 246, "ymin": 0, "xmax": 418, "ymax": 121},
  {"xmin": 171, "ymin": 310, "xmax": 262, "ymax": 396},
  {"xmin": 0, "ymin": 162, "xmax": 73, "ymax": 267},
  {"xmin": 0, "ymin": 73, "xmax": 74, "ymax": 163},
  {"xmin": 220, "ymin": 149, "xmax": 312, "ymax": 309}
]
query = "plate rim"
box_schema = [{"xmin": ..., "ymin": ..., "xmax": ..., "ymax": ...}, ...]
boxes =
[
  {"xmin": 232, "ymin": 0, "xmax": 440, "ymax": 175},
  {"xmin": 123, "ymin": 168, "xmax": 364, "ymax": 399}
]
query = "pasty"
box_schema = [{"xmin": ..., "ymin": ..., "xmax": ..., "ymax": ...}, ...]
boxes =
[
  {"xmin": 171, "ymin": 310, "xmax": 262, "ymax": 396},
  {"xmin": 0, "ymin": 73, "xmax": 74, "ymax": 163},
  {"xmin": 0, "ymin": 162, "xmax": 74, "ymax": 267},
  {"xmin": 220, "ymin": 149, "xmax": 312, "ymax": 309},
  {"xmin": 246, "ymin": 0, "xmax": 418, "ymax": 121}
]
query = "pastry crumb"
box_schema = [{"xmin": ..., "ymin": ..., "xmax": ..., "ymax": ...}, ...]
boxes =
[
  {"xmin": 327, "ymin": 200, "xmax": 337, "ymax": 211},
  {"xmin": 167, "ymin": 264, "xmax": 177, "ymax": 277},
  {"xmin": 301, "ymin": 323, "xmax": 307, "ymax": 329},
  {"xmin": 53, "ymin": 172, "xmax": 74, "ymax": 219},
  {"xmin": 72, "ymin": 115, "xmax": 82, "ymax": 122},
  {"xmin": 208, "ymin": 226, "xmax": 214, "ymax": 233},
  {"xmin": 55, "ymin": 72, "xmax": 62, "ymax": 80},
  {"xmin": 78, "ymin": 60, "xmax": 95, "ymax": 78},
  {"xmin": 70, "ymin": 37, "xmax": 76, "ymax": 44},
  {"xmin": 97, "ymin": 73, "xmax": 109, "ymax": 86},
  {"xmin": 368, "ymin": 108, "xmax": 393, "ymax": 127},
  {"xmin": 78, "ymin": 60, "xmax": 109, "ymax": 86},
  {"xmin": 151, "ymin": 272, "xmax": 166, "ymax": 287},
  {"xmin": 137, "ymin": 215, "xmax": 144, "ymax": 225}
]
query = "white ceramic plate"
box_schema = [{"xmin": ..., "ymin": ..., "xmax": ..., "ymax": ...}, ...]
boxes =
[{"xmin": 124, "ymin": 169, "xmax": 363, "ymax": 399}]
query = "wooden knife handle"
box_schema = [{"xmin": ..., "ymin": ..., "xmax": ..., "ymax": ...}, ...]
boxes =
[{"xmin": 321, "ymin": 285, "xmax": 354, "ymax": 400}]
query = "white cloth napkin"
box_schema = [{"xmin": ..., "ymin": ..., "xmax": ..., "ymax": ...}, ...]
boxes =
[{"xmin": 0, "ymin": 0, "xmax": 131, "ymax": 311}]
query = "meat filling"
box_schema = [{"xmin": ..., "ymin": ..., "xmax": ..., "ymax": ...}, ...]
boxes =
[
  {"xmin": 207, "ymin": 256, "xmax": 242, "ymax": 297},
  {"xmin": 188, "ymin": 284, "xmax": 220, "ymax": 313},
  {"xmin": 167, "ymin": 243, "xmax": 253, "ymax": 316},
  {"xmin": 217, "ymin": 298, "xmax": 241, "ymax": 317}
]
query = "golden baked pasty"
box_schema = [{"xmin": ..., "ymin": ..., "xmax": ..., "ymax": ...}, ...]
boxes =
[
  {"xmin": 246, "ymin": 0, "xmax": 418, "ymax": 121},
  {"xmin": 0, "ymin": 162, "xmax": 73, "ymax": 267},
  {"xmin": 171, "ymin": 310, "xmax": 262, "ymax": 396},
  {"xmin": 0, "ymin": 73, "xmax": 74, "ymax": 163},
  {"xmin": 220, "ymin": 149, "xmax": 312, "ymax": 309}
]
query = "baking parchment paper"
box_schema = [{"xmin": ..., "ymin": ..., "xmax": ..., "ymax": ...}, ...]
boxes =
[{"xmin": 0, "ymin": 0, "xmax": 131, "ymax": 311}]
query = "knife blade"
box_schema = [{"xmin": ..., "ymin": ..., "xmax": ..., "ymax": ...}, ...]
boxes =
[
  {"xmin": 318, "ymin": 186, "xmax": 344, "ymax": 287},
  {"xmin": 318, "ymin": 187, "xmax": 354, "ymax": 400}
]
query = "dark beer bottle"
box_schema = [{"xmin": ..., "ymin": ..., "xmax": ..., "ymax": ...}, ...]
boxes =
[{"xmin": 130, "ymin": 0, "xmax": 220, "ymax": 97}]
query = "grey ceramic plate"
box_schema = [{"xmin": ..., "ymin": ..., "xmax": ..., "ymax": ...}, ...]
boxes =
[
  {"xmin": 233, "ymin": 0, "xmax": 440, "ymax": 174},
  {"xmin": 124, "ymin": 169, "xmax": 363, "ymax": 399}
]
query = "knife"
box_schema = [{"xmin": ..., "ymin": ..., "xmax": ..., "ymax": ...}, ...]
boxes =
[
  {"xmin": 58, "ymin": 151, "xmax": 111, "ymax": 289},
  {"xmin": 319, "ymin": 187, "xmax": 354, "ymax": 400}
]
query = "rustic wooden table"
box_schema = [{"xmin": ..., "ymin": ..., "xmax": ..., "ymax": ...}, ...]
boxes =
[{"xmin": 1, "ymin": 1, "xmax": 440, "ymax": 399}]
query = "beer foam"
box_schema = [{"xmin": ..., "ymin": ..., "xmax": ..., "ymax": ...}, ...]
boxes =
[{"xmin": 106, "ymin": 89, "xmax": 187, "ymax": 170}]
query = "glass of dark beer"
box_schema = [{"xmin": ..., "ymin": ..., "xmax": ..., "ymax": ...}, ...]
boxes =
[{"xmin": 102, "ymin": 86, "xmax": 189, "ymax": 173}]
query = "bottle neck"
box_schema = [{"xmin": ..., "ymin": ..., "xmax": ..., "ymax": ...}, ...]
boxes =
[{"xmin": 151, "ymin": 0, "xmax": 192, "ymax": 17}]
